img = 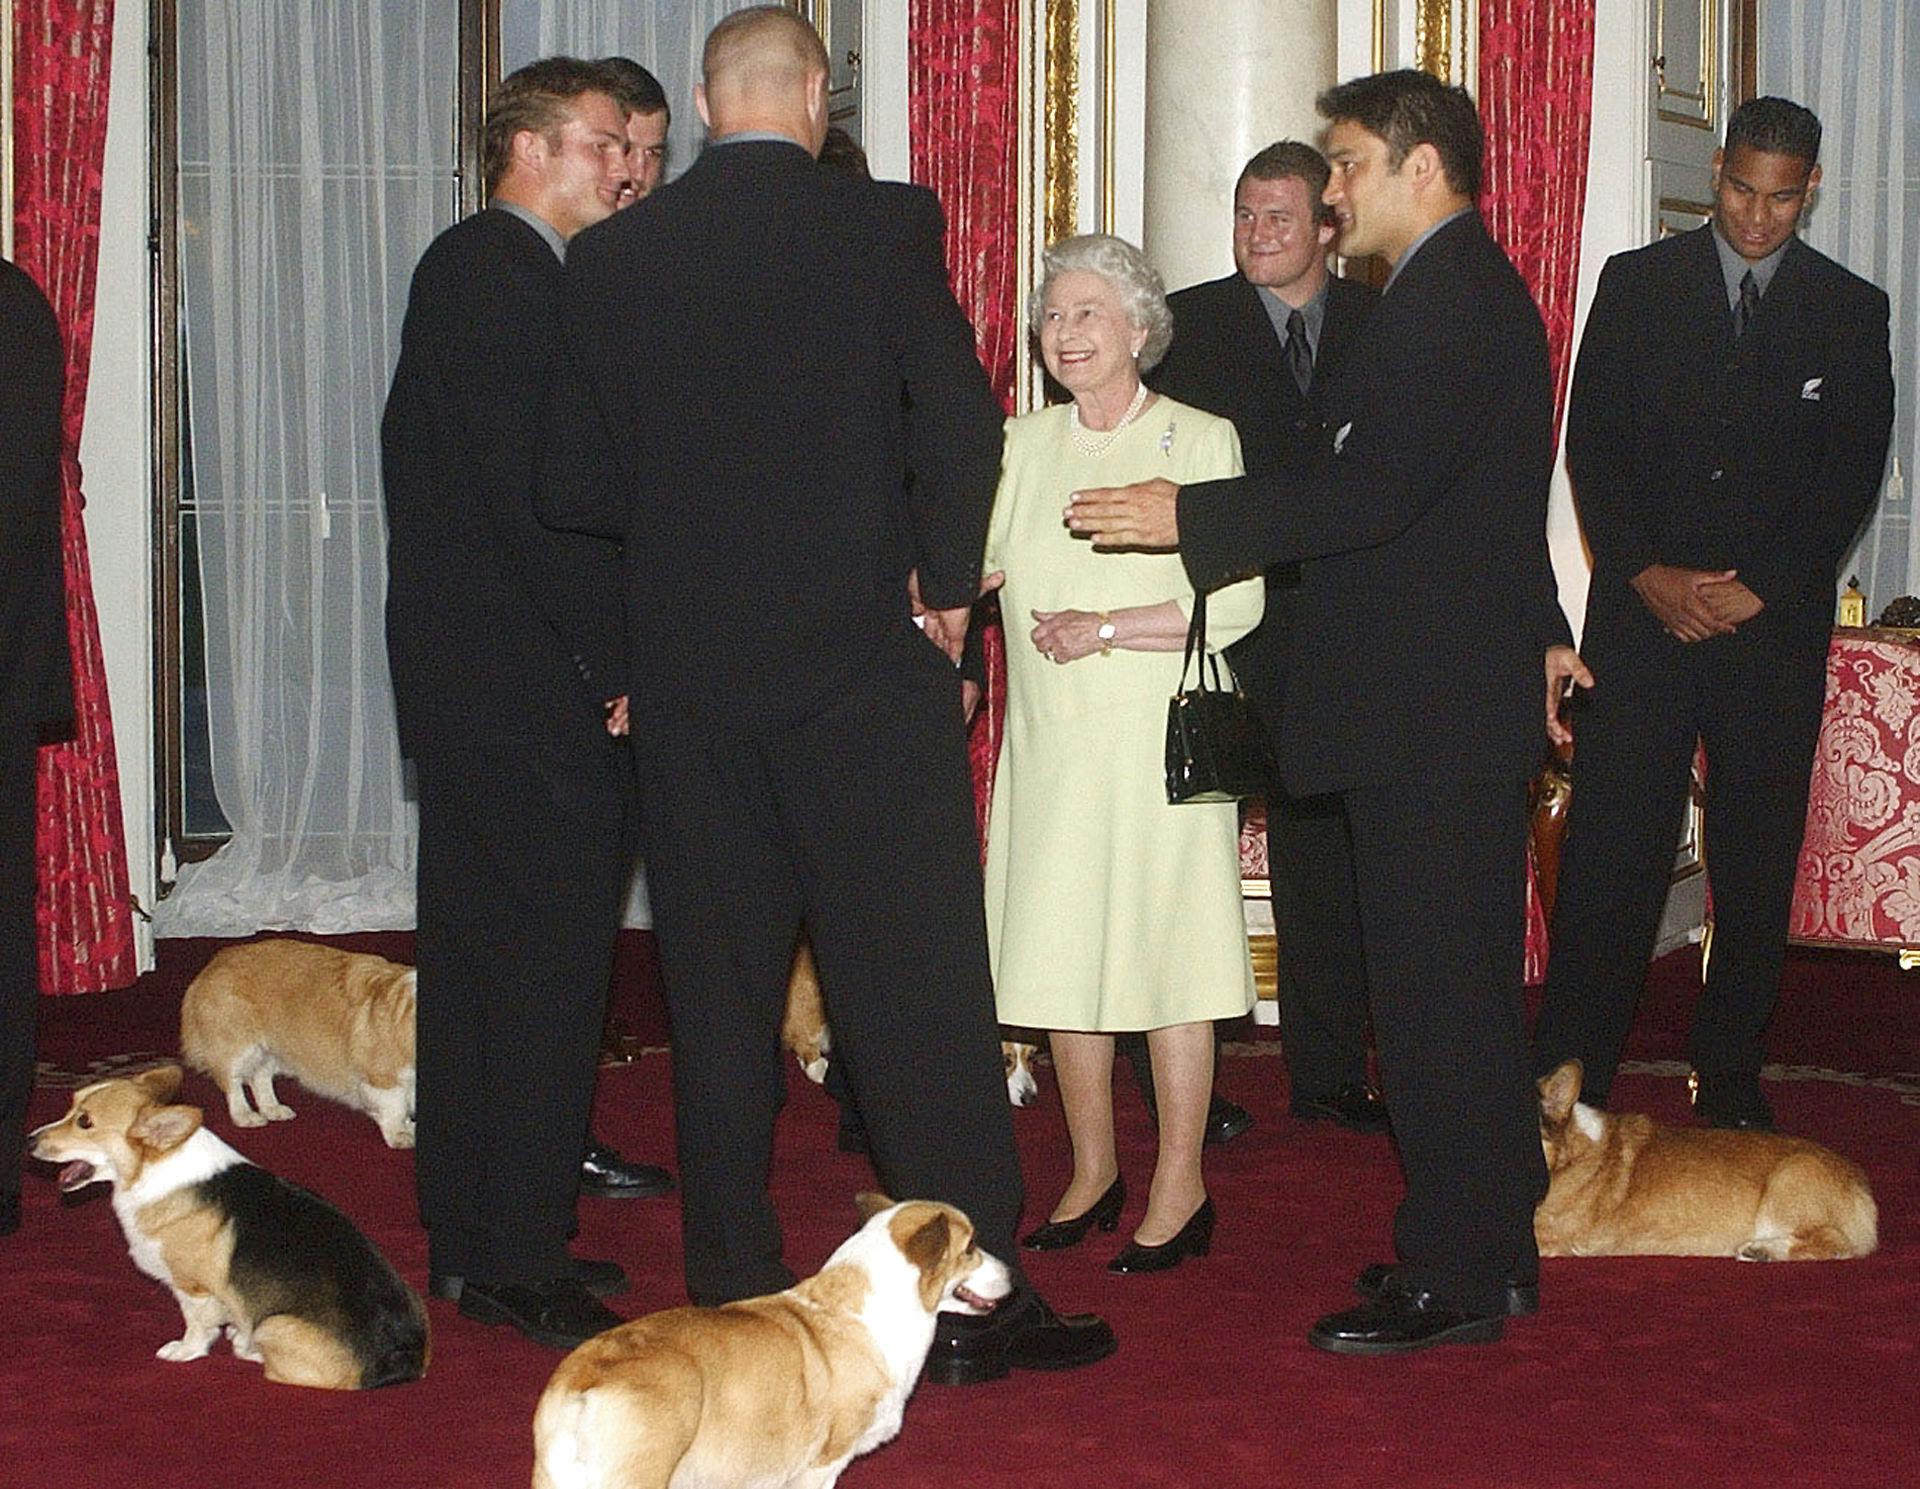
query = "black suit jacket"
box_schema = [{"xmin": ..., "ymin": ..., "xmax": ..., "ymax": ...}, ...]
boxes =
[
  {"xmin": 1179, "ymin": 213, "xmax": 1569, "ymax": 795},
  {"xmin": 1151, "ymin": 271, "xmax": 1376, "ymax": 715},
  {"xmin": 0, "ymin": 258, "xmax": 72, "ymax": 738},
  {"xmin": 1567, "ymin": 226, "xmax": 1894, "ymax": 631},
  {"xmin": 541, "ymin": 141, "xmax": 1004, "ymax": 718},
  {"xmin": 381, "ymin": 209, "xmax": 628, "ymax": 759}
]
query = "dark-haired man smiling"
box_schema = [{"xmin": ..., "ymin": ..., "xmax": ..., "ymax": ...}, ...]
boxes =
[{"xmin": 1069, "ymin": 69, "xmax": 1584, "ymax": 1354}]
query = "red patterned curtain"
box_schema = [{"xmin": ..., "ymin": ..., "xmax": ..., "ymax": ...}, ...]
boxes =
[
  {"xmin": 12, "ymin": 0, "xmax": 137, "ymax": 993},
  {"xmin": 908, "ymin": 0, "xmax": 1020, "ymax": 847},
  {"xmin": 1478, "ymin": 0, "xmax": 1597, "ymax": 983},
  {"xmin": 1478, "ymin": 0, "xmax": 1597, "ymax": 436}
]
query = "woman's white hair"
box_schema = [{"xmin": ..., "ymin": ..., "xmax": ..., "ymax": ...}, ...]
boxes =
[{"xmin": 1029, "ymin": 233, "xmax": 1174, "ymax": 373}]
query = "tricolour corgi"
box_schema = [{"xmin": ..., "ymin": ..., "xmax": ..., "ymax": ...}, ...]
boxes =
[
  {"xmin": 180, "ymin": 938, "xmax": 417, "ymax": 1147},
  {"xmin": 1535, "ymin": 1060, "xmax": 1877, "ymax": 1260},
  {"xmin": 782, "ymin": 937, "xmax": 1041, "ymax": 1107},
  {"xmin": 532, "ymin": 1195, "xmax": 1011, "ymax": 1489},
  {"xmin": 29, "ymin": 1066, "xmax": 429, "ymax": 1389}
]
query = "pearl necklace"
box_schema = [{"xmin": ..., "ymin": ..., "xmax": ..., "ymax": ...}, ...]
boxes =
[{"xmin": 1068, "ymin": 381, "xmax": 1150, "ymax": 457}]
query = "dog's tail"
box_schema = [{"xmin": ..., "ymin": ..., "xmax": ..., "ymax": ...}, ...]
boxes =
[
  {"xmin": 534, "ymin": 1388, "xmax": 643, "ymax": 1489},
  {"xmin": 535, "ymin": 1380, "xmax": 691, "ymax": 1489},
  {"xmin": 1834, "ymin": 1173, "xmax": 1879, "ymax": 1258}
]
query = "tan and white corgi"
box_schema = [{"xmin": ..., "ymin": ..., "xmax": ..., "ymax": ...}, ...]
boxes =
[
  {"xmin": 532, "ymin": 1195, "xmax": 1011, "ymax": 1489},
  {"xmin": 782, "ymin": 937, "xmax": 1041, "ymax": 1107},
  {"xmin": 180, "ymin": 939, "xmax": 417, "ymax": 1147},
  {"xmin": 1535, "ymin": 1060, "xmax": 1878, "ymax": 1261},
  {"xmin": 29, "ymin": 1066, "xmax": 429, "ymax": 1389}
]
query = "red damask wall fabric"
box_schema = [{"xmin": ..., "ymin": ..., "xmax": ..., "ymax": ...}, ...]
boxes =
[
  {"xmin": 1478, "ymin": 0, "xmax": 1598, "ymax": 436},
  {"xmin": 12, "ymin": 0, "xmax": 138, "ymax": 993},
  {"xmin": 908, "ymin": 0, "xmax": 1019, "ymax": 850}
]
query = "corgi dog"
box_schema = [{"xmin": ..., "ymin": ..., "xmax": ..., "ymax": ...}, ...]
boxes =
[
  {"xmin": 532, "ymin": 1195, "xmax": 1011, "ymax": 1489},
  {"xmin": 29, "ymin": 1066, "xmax": 429, "ymax": 1389},
  {"xmin": 782, "ymin": 937, "xmax": 1041, "ymax": 1107},
  {"xmin": 1001, "ymin": 1035, "xmax": 1040, "ymax": 1108},
  {"xmin": 1535, "ymin": 1060, "xmax": 1878, "ymax": 1261},
  {"xmin": 180, "ymin": 939, "xmax": 417, "ymax": 1147}
]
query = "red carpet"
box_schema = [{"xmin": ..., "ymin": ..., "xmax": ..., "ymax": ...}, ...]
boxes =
[{"xmin": 6, "ymin": 937, "xmax": 1916, "ymax": 1489}]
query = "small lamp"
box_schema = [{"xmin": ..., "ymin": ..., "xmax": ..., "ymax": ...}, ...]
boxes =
[{"xmin": 1838, "ymin": 577, "xmax": 1867, "ymax": 629}]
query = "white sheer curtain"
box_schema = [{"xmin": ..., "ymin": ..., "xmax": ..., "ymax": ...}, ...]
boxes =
[
  {"xmin": 500, "ymin": 0, "xmax": 742, "ymax": 182},
  {"xmin": 155, "ymin": 5, "xmax": 457, "ymax": 936},
  {"xmin": 1762, "ymin": 1, "xmax": 1916, "ymax": 615}
]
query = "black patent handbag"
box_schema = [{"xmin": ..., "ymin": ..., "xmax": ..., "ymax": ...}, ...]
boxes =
[{"xmin": 1164, "ymin": 591, "xmax": 1274, "ymax": 804}]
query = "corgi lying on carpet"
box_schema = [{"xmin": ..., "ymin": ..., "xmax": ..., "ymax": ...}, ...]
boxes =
[
  {"xmin": 1535, "ymin": 1060, "xmax": 1877, "ymax": 1260},
  {"xmin": 180, "ymin": 938, "xmax": 417, "ymax": 1147},
  {"xmin": 30, "ymin": 1066, "xmax": 429, "ymax": 1388},
  {"xmin": 782, "ymin": 937, "xmax": 1041, "ymax": 1107},
  {"xmin": 532, "ymin": 1195, "xmax": 1010, "ymax": 1489}
]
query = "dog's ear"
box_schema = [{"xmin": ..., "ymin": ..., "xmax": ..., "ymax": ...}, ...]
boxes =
[
  {"xmin": 1538, "ymin": 1060, "xmax": 1583, "ymax": 1125},
  {"xmin": 855, "ymin": 1191, "xmax": 895, "ymax": 1221},
  {"xmin": 131, "ymin": 1103, "xmax": 203, "ymax": 1154},
  {"xmin": 901, "ymin": 1210, "xmax": 955, "ymax": 1311},
  {"xmin": 137, "ymin": 1064, "xmax": 185, "ymax": 1103}
]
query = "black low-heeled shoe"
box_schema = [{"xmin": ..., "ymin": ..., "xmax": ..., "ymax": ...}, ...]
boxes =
[
  {"xmin": 1021, "ymin": 1176, "xmax": 1126, "ymax": 1251},
  {"xmin": 1107, "ymin": 1197, "xmax": 1215, "ymax": 1274}
]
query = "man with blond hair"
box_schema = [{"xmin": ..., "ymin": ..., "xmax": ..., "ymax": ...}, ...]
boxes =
[{"xmin": 541, "ymin": 7, "xmax": 1114, "ymax": 1384}]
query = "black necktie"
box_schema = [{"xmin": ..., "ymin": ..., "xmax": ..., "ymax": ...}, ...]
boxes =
[
  {"xmin": 1734, "ymin": 269, "xmax": 1761, "ymax": 339},
  {"xmin": 1285, "ymin": 308, "xmax": 1313, "ymax": 394}
]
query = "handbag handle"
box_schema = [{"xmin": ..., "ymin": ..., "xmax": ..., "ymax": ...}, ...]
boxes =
[{"xmin": 1177, "ymin": 591, "xmax": 1242, "ymax": 697}]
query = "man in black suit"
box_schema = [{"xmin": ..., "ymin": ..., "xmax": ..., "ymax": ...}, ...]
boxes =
[
  {"xmin": 1532, "ymin": 98, "xmax": 1895, "ymax": 1130},
  {"xmin": 0, "ymin": 259, "xmax": 71, "ymax": 1239},
  {"xmin": 1143, "ymin": 140, "xmax": 1387, "ymax": 1139},
  {"xmin": 541, "ymin": 6, "xmax": 1113, "ymax": 1384},
  {"xmin": 1070, "ymin": 70, "xmax": 1586, "ymax": 1354},
  {"xmin": 381, "ymin": 58, "xmax": 668, "ymax": 1350}
]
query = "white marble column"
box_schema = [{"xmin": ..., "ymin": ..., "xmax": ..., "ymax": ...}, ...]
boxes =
[{"xmin": 1142, "ymin": 0, "xmax": 1339, "ymax": 291}]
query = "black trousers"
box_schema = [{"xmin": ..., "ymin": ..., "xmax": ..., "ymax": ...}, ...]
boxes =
[
  {"xmin": 1268, "ymin": 788, "xmax": 1372, "ymax": 1097},
  {"xmin": 633, "ymin": 663, "xmax": 1023, "ymax": 1306},
  {"xmin": 1533, "ymin": 593, "xmax": 1830, "ymax": 1101},
  {"xmin": 1, "ymin": 731, "xmax": 39, "ymax": 1209},
  {"xmin": 1119, "ymin": 785, "xmax": 1370, "ymax": 1108},
  {"xmin": 1346, "ymin": 770, "xmax": 1543, "ymax": 1315},
  {"xmin": 410, "ymin": 725, "xmax": 631, "ymax": 1285}
]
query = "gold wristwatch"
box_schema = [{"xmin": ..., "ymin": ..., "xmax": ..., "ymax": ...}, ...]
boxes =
[{"xmin": 1096, "ymin": 613, "xmax": 1117, "ymax": 656}]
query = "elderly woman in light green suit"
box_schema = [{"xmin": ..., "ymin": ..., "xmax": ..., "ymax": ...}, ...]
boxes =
[{"xmin": 983, "ymin": 234, "xmax": 1263, "ymax": 1274}]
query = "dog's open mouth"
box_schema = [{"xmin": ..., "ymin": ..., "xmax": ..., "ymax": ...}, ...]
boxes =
[
  {"xmin": 56, "ymin": 1161, "xmax": 97, "ymax": 1192},
  {"xmin": 953, "ymin": 1283, "xmax": 1001, "ymax": 1313}
]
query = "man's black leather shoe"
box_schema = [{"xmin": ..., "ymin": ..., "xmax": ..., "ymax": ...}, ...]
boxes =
[
  {"xmin": 1204, "ymin": 1096, "xmax": 1255, "ymax": 1145},
  {"xmin": 923, "ymin": 1288, "xmax": 1117, "ymax": 1385},
  {"xmin": 580, "ymin": 1139, "xmax": 675, "ymax": 1199},
  {"xmin": 0, "ymin": 1192, "xmax": 18, "ymax": 1237},
  {"xmin": 431, "ymin": 1255, "xmax": 628, "ymax": 1302},
  {"xmin": 456, "ymin": 1276, "xmax": 624, "ymax": 1349},
  {"xmin": 1308, "ymin": 1292, "xmax": 1505, "ymax": 1355},
  {"xmin": 1692, "ymin": 1070, "xmax": 1774, "ymax": 1131},
  {"xmin": 1352, "ymin": 1261, "xmax": 1537, "ymax": 1317},
  {"xmin": 1292, "ymin": 1081, "xmax": 1391, "ymax": 1135}
]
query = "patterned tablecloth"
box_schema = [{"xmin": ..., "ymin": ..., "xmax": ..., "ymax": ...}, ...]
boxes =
[{"xmin": 1791, "ymin": 627, "xmax": 1920, "ymax": 952}]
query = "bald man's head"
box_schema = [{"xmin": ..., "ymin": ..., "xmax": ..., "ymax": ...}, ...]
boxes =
[{"xmin": 698, "ymin": 6, "xmax": 830, "ymax": 152}]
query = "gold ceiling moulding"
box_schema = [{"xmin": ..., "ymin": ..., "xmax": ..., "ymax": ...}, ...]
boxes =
[{"xmin": 1044, "ymin": 0, "xmax": 1080, "ymax": 250}]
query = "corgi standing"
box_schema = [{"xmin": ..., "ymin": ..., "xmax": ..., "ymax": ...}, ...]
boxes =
[{"xmin": 180, "ymin": 939, "xmax": 417, "ymax": 1147}]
